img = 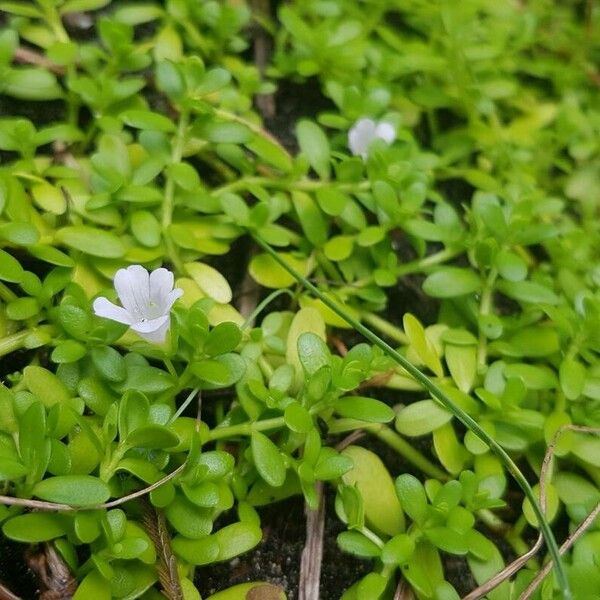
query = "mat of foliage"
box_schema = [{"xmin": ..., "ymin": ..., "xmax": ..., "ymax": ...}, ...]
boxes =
[{"xmin": 0, "ymin": 1, "xmax": 599, "ymax": 599}]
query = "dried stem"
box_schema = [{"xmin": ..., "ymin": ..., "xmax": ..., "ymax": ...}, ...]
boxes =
[
  {"xmin": 463, "ymin": 425, "xmax": 600, "ymax": 600},
  {"xmin": 251, "ymin": 0, "xmax": 276, "ymax": 119},
  {"xmin": 0, "ymin": 582, "xmax": 21, "ymax": 600},
  {"xmin": 299, "ymin": 482, "xmax": 326, "ymax": 600},
  {"xmin": 519, "ymin": 502, "xmax": 600, "ymax": 600},
  {"xmin": 26, "ymin": 544, "xmax": 77, "ymax": 600},
  {"xmin": 13, "ymin": 47, "xmax": 64, "ymax": 74},
  {"xmin": 0, "ymin": 463, "xmax": 186, "ymax": 512}
]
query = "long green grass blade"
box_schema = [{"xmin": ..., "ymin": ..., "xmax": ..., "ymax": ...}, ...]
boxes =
[{"xmin": 252, "ymin": 232, "xmax": 571, "ymax": 600}]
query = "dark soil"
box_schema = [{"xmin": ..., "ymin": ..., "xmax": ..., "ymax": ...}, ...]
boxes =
[{"xmin": 0, "ymin": 539, "xmax": 39, "ymax": 599}]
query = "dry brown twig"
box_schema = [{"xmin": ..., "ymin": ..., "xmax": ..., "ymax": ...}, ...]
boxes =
[
  {"xmin": 462, "ymin": 425, "xmax": 600, "ymax": 600},
  {"xmin": 13, "ymin": 47, "xmax": 64, "ymax": 75},
  {"xmin": 299, "ymin": 481, "xmax": 326, "ymax": 600},
  {"xmin": 0, "ymin": 581, "xmax": 22, "ymax": 600},
  {"xmin": 0, "ymin": 463, "xmax": 186, "ymax": 512},
  {"xmin": 519, "ymin": 501, "xmax": 600, "ymax": 600},
  {"xmin": 26, "ymin": 543, "xmax": 77, "ymax": 600}
]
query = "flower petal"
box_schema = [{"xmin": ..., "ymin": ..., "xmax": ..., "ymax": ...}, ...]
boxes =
[
  {"xmin": 375, "ymin": 122, "xmax": 395, "ymax": 145},
  {"xmin": 93, "ymin": 297, "xmax": 133, "ymax": 325},
  {"xmin": 149, "ymin": 267, "xmax": 175, "ymax": 311},
  {"xmin": 114, "ymin": 265, "xmax": 150, "ymax": 317},
  {"xmin": 348, "ymin": 118, "xmax": 376, "ymax": 158},
  {"xmin": 163, "ymin": 287, "xmax": 184, "ymax": 312},
  {"xmin": 130, "ymin": 314, "xmax": 170, "ymax": 334},
  {"xmin": 136, "ymin": 319, "xmax": 171, "ymax": 343},
  {"xmin": 131, "ymin": 316, "xmax": 170, "ymax": 343}
]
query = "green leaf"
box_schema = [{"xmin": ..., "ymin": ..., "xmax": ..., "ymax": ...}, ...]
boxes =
[
  {"xmin": 213, "ymin": 522, "xmax": 262, "ymax": 561},
  {"xmin": 23, "ymin": 365, "xmax": 71, "ymax": 407},
  {"xmin": 167, "ymin": 162, "xmax": 201, "ymax": 190},
  {"xmin": 403, "ymin": 314, "xmax": 443, "ymax": 377},
  {"xmin": 0, "ymin": 222, "xmax": 39, "ymax": 246},
  {"xmin": 341, "ymin": 445, "xmax": 405, "ymax": 536},
  {"xmin": 251, "ymin": 431, "xmax": 286, "ymax": 487},
  {"xmin": 185, "ymin": 261, "xmax": 233, "ymax": 304},
  {"xmin": 395, "ymin": 400, "xmax": 452, "ymax": 436},
  {"xmin": 323, "ymin": 235, "xmax": 354, "ymax": 262},
  {"xmin": 297, "ymin": 332, "xmax": 331, "ymax": 375},
  {"xmin": 445, "ymin": 344, "xmax": 477, "ymax": 393},
  {"xmin": 422, "ymin": 268, "xmax": 481, "ymax": 298},
  {"xmin": 3, "ymin": 68, "xmax": 63, "ymax": 100},
  {"xmin": 0, "ymin": 248, "xmax": 24, "ymax": 282},
  {"xmin": 155, "ymin": 60, "xmax": 185, "ymax": 99},
  {"xmin": 0, "ymin": 2, "xmax": 43, "ymax": 17},
  {"xmin": 333, "ymin": 396, "xmax": 395, "ymax": 423},
  {"xmin": 6, "ymin": 297, "xmax": 38, "ymax": 320},
  {"xmin": 60, "ymin": 0, "xmax": 111, "ymax": 14},
  {"xmin": 292, "ymin": 190, "xmax": 328, "ymax": 246},
  {"xmin": 0, "ymin": 458, "xmax": 28, "ymax": 481},
  {"xmin": 204, "ymin": 322, "xmax": 242, "ymax": 356},
  {"xmin": 296, "ymin": 120, "xmax": 330, "ymax": 180},
  {"xmin": 559, "ymin": 359, "xmax": 585, "ymax": 400},
  {"xmin": 126, "ymin": 425, "xmax": 179, "ymax": 449},
  {"xmin": 33, "ymin": 475, "xmax": 110, "ymax": 506},
  {"xmin": 202, "ymin": 122, "xmax": 251, "ymax": 144},
  {"xmin": 496, "ymin": 249, "xmax": 527, "ymax": 282},
  {"xmin": 31, "ymin": 182, "xmax": 66, "ymax": 215},
  {"xmin": 56, "ymin": 226, "xmax": 126, "ymax": 258},
  {"xmin": 73, "ymin": 569, "xmax": 111, "ymax": 600},
  {"xmin": 121, "ymin": 109, "xmax": 175, "ymax": 132},
  {"xmin": 313, "ymin": 449, "xmax": 353, "ymax": 480},
  {"xmin": 131, "ymin": 210, "xmax": 161, "ymax": 247},
  {"xmin": 3, "ymin": 513, "xmax": 67, "ymax": 542},
  {"xmin": 337, "ymin": 531, "xmax": 381, "ymax": 558},
  {"xmin": 166, "ymin": 494, "xmax": 212, "ymax": 538},
  {"xmin": 496, "ymin": 279, "xmax": 559, "ymax": 305},
  {"xmin": 192, "ymin": 359, "xmax": 232, "ymax": 386},
  {"xmin": 395, "ymin": 474, "xmax": 428, "ymax": 525},
  {"xmin": 381, "ymin": 533, "xmax": 415, "ymax": 565},
  {"xmin": 246, "ymin": 135, "xmax": 293, "ymax": 172},
  {"xmin": 249, "ymin": 252, "xmax": 310, "ymax": 289},
  {"xmin": 172, "ymin": 536, "xmax": 220, "ymax": 566},
  {"xmin": 284, "ymin": 402, "xmax": 313, "ymax": 433},
  {"xmin": 90, "ymin": 346, "xmax": 126, "ymax": 382}
]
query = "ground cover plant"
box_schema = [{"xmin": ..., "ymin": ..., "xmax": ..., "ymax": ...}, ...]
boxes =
[{"xmin": 0, "ymin": 0, "xmax": 599, "ymax": 598}]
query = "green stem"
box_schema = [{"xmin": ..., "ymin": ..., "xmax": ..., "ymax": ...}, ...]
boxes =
[
  {"xmin": 258, "ymin": 355, "xmax": 274, "ymax": 379},
  {"xmin": 162, "ymin": 109, "xmax": 189, "ymax": 273},
  {"xmin": 369, "ymin": 424, "xmax": 448, "ymax": 481},
  {"xmin": 213, "ymin": 108, "xmax": 292, "ymax": 160},
  {"xmin": 362, "ymin": 312, "xmax": 408, "ymax": 345},
  {"xmin": 0, "ymin": 327, "xmax": 53, "ymax": 358},
  {"xmin": 39, "ymin": 1, "xmax": 69, "ymax": 43},
  {"xmin": 251, "ymin": 232, "xmax": 571, "ymax": 600},
  {"xmin": 477, "ymin": 268, "xmax": 498, "ymax": 369},
  {"xmin": 207, "ymin": 416, "xmax": 285, "ymax": 441},
  {"xmin": 213, "ymin": 175, "xmax": 370, "ymax": 196},
  {"xmin": 170, "ymin": 388, "xmax": 199, "ymax": 423},
  {"xmin": 358, "ymin": 526, "xmax": 384, "ymax": 548},
  {"xmin": 241, "ymin": 289, "xmax": 295, "ymax": 330},
  {"xmin": 394, "ymin": 247, "xmax": 462, "ymax": 277}
]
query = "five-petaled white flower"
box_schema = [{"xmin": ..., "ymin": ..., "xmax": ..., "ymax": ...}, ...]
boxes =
[
  {"xmin": 348, "ymin": 118, "xmax": 395, "ymax": 158},
  {"xmin": 93, "ymin": 265, "xmax": 183, "ymax": 343}
]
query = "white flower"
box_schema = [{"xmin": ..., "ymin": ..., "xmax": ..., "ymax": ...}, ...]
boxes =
[
  {"xmin": 93, "ymin": 265, "xmax": 183, "ymax": 343},
  {"xmin": 348, "ymin": 118, "xmax": 395, "ymax": 158}
]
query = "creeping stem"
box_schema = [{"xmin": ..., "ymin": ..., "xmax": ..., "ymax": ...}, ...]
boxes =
[{"xmin": 162, "ymin": 109, "xmax": 190, "ymax": 273}]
